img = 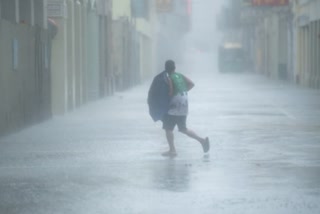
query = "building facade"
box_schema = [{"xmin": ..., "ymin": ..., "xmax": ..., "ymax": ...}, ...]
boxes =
[
  {"xmin": 0, "ymin": 0, "xmax": 161, "ymax": 136},
  {"xmin": 220, "ymin": 0, "xmax": 320, "ymax": 89},
  {"xmin": 112, "ymin": 0, "xmax": 158, "ymax": 90},
  {"xmin": 49, "ymin": 0, "xmax": 114, "ymax": 115},
  {"xmin": 0, "ymin": 0, "xmax": 51, "ymax": 136},
  {"xmin": 293, "ymin": 0, "xmax": 320, "ymax": 88}
]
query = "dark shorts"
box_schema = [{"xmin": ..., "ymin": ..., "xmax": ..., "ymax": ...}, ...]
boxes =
[{"xmin": 162, "ymin": 114, "xmax": 187, "ymax": 131}]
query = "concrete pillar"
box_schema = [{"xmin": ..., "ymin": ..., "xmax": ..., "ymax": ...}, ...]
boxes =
[
  {"xmin": 34, "ymin": 0, "xmax": 47, "ymax": 29},
  {"xmin": 296, "ymin": 26, "xmax": 300, "ymax": 84},
  {"xmin": 139, "ymin": 35, "xmax": 144, "ymax": 81},
  {"xmin": 263, "ymin": 18, "xmax": 268, "ymax": 75},
  {"xmin": 15, "ymin": 0, "xmax": 19, "ymax": 23},
  {"xmin": 66, "ymin": 0, "xmax": 76, "ymax": 110},
  {"xmin": 99, "ymin": 15, "xmax": 106, "ymax": 97},
  {"xmin": 140, "ymin": 35, "xmax": 151, "ymax": 81},
  {"xmin": 305, "ymin": 25, "xmax": 310, "ymax": 86},
  {"xmin": 318, "ymin": 20, "xmax": 320, "ymax": 89},
  {"xmin": 299, "ymin": 27, "xmax": 307, "ymax": 85},
  {"xmin": 87, "ymin": 2, "xmax": 100, "ymax": 100},
  {"xmin": 43, "ymin": 0, "xmax": 47, "ymax": 29},
  {"xmin": 288, "ymin": 12, "xmax": 295, "ymax": 82},
  {"xmin": 296, "ymin": 28, "xmax": 301, "ymax": 84},
  {"xmin": 316, "ymin": 21, "xmax": 320, "ymax": 88},
  {"xmin": 50, "ymin": 1, "xmax": 68, "ymax": 115},
  {"xmin": 278, "ymin": 15, "xmax": 288, "ymax": 80},
  {"xmin": 19, "ymin": 0, "xmax": 31, "ymax": 24},
  {"xmin": 306, "ymin": 25, "xmax": 310, "ymax": 86},
  {"xmin": 265, "ymin": 17, "xmax": 272, "ymax": 77},
  {"xmin": 310, "ymin": 22, "xmax": 316, "ymax": 87},
  {"xmin": 0, "ymin": 11, "xmax": 2, "ymax": 135},
  {"xmin": 74, "ymin": 0, "xmax": 83, "ymax": 107},
  {"xmin": 273, "ymin": 14, "xmax": 280, "ymax": 79},
  {"xmin": 106, "ymin": 14, "xmax": 114, "ymax": 95},
  {"xmin": 31, "ymin": 0, "xmax": 35, "ymax": 26},
  {"xmin": 313, "ymin": 21, "xmax": 319, "ymax": 88},
  {"xmin": 82, "ymin": 2, "xmax": 88, "ymax": 102},
  {"xmin": 302, "ymin": 27, "xmax": 306, "ymax": 85},
  {"xmin": 303, "ymin": 26, "xmax": 307, "ymax": 85}
]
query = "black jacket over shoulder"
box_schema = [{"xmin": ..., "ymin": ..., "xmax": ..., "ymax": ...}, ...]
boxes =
[{"xmin": 147, "ymin": 71, "xmax": 170, "ymax": 122}]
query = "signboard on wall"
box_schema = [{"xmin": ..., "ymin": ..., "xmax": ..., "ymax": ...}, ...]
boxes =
[
  {"xmin": 47, "ymin": 0, "xmax": 67, "ymax": 18},
  {"xmin": 251, "ymin": 0, "xmax": 289, "ymax": 6}
]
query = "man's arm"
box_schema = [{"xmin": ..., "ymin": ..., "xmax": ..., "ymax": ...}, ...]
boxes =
[{"xmin": 183, "ymin": 75, "xmax": 195, "ymax": 91}]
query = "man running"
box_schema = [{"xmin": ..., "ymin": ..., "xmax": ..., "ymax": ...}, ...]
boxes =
[{"xmin": 149, "ymin": 60, "xmax": 210, "ymax": 157}]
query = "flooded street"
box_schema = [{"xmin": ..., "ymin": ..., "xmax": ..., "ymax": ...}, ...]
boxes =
[{"xmin": 0, "ymin": 52, "xmax": 320, "ymax": 213}]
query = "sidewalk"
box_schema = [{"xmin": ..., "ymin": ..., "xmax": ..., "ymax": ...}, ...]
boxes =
[{"xmin": 0, "ymin": 54, "xmax": 320, "ymax": 213}]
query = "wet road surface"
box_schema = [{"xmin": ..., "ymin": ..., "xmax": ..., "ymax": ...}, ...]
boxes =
[{"xmin": 0, "ymin": 54, "xmax": 320, "ymax": 213}]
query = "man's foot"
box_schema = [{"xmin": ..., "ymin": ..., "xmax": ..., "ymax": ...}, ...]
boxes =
[
  {"xmin": 201, "ymin": 137, "xmax": 210, "ymax": 153},
  {"xmin": 161, "ymin": 151, "xmax": 177, "ymax": 157}
]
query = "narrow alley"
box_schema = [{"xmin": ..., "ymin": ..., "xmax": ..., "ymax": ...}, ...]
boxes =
[{"xmin": 0, "ymin": 53, "xmax": 320, "ymax": 214}]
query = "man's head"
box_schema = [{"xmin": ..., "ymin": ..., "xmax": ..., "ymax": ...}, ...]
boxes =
[{"xmin": 165, "ymin": 60, "xmax": 175, "ymax": 73}]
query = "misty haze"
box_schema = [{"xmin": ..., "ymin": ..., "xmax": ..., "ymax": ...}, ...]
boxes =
[{"xmin": 0, "ymin": 0, "xmax": 320, "ymax": 213}]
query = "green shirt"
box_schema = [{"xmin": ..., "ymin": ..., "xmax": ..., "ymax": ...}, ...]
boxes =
[{"xmin": 169, "ymin": 72, "xmax": 187, "ymax": 96}]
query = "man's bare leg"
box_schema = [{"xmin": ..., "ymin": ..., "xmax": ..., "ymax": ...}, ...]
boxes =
[
  {"xmin": 180, "ymin": 129, "xmax": 210, "ymax": 153},
  {"xmin": 162, "ymin": 130, "xmax": 177, "ymax": 157},
  {"xmin": 180, "ymin": 129, "xmax": 205, "ymax": 143}
]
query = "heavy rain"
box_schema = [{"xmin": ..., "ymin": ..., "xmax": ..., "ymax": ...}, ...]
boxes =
[{"xmin": 0, "ymin": 0, "xmax": 320, "ymax": 213}]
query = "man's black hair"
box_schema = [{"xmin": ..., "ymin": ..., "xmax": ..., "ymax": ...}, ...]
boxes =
[{"xmin": 165, "ymin": 60, "xmax": 175, "ymax": 72}]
